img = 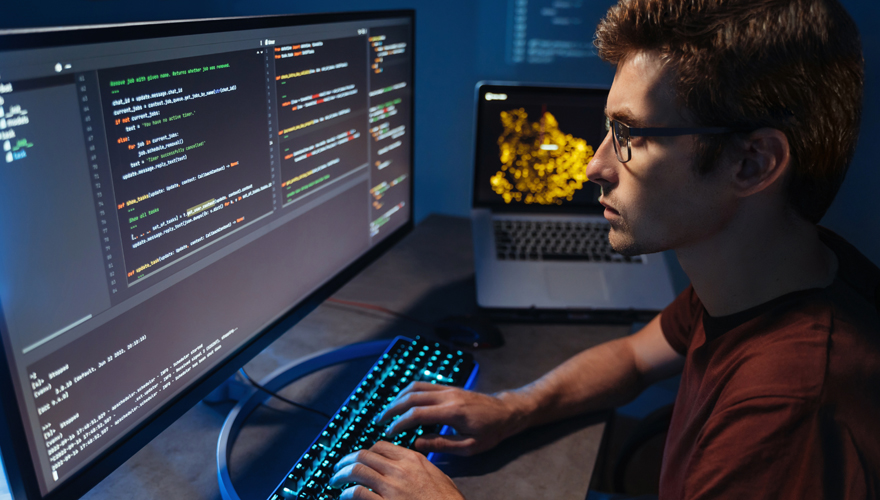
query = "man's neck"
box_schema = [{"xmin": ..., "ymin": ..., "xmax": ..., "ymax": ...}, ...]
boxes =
[{"xmin": 674, "ymin": 203, "xmax": 838, "ymax": 317}]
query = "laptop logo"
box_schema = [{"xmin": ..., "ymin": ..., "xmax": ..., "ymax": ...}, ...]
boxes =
[{"xmin": 484, "ymin": 92, "xmax": 507, "ymax": 101}]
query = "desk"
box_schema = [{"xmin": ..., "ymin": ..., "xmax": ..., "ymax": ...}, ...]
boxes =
[{"xmin": 82, "ymin": 215, "xmax": 630, "ymax": 500}]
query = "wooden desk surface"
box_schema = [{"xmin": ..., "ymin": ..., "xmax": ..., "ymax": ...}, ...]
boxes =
[{"xmin": 82, "ymin": 215, "xmax": 629, "ymax": 500}]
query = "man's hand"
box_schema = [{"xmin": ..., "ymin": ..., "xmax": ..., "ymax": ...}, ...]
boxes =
[
  {"xmin": 328, "ymin": 441, "xmax": 465, "ymax": 500},
  {"xmin": 377, "ymin": 382, "xmax": 530, "ymax": 456},
  {"xmin": 371, "ymin": 315, "xmax": 682, "ymax": 458}
]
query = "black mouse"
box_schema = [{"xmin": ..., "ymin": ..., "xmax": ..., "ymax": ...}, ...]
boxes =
[{"xmin": 434, "ymin": 315, "xmax": 504, "ymax": 349}]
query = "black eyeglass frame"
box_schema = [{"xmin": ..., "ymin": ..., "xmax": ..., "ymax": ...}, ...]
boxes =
[{"xmin": 605, "ymin": 117, "xmax": 740, "ymax": 163}]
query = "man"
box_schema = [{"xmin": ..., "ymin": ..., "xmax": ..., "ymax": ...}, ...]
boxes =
[{"xmin": 328, "ymin": 0, "xmax": 880, "ymax": 498}]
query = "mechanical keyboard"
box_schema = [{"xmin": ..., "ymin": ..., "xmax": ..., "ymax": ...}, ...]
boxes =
[{"xmin": 267, "ymin": 336, "xmax": 478, "ymax": 500}]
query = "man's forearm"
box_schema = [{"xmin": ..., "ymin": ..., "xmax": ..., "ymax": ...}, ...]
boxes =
[{"xmin": 498, "ymin": 335, "xmax": 646, "ymax": 436}]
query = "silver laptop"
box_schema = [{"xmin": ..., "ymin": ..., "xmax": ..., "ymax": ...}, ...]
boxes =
[{"xmin": 471, "ymin": 82, "xmax": 675, "ymax": 312}]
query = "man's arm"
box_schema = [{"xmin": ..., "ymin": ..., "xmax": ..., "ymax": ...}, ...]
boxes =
[
  {"xmin": 379, "ymin": 313, "xmax": 685, "ymax": 455},
  {"xmin": 502, "ymin": 312, "xmax": 684, "ymax": 430},
  {"xmin": 328, "ymin": 315, "xmax": 686, "ymax": 500}
]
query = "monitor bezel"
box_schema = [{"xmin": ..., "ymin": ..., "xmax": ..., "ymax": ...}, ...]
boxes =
[{"xmin": 0, "ymin": 10, "xmax": 416, "ymax": 500}]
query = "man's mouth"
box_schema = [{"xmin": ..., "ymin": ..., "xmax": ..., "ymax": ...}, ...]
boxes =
[{"xmin": 600, "ymin": 200, "xmax": 620, "ymax": 216}]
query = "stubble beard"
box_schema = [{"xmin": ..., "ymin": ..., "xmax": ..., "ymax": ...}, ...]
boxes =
[{"xmin": 607, "ymin": 218, "xmax": 663, "ymax": 257}]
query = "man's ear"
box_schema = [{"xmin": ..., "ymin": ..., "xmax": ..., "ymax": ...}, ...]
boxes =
[{"xmin": 730, "ymin": 128, "xmax": 791, "ymax": 198}]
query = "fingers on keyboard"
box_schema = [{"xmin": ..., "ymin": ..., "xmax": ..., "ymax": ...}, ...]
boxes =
[
  {"xmin": 379, "ymin": 389, "xmax": 446, "ymax": 424},
  {"xmin": 414, "ymin": 433, "xmax": 477, "ymax": 455}
]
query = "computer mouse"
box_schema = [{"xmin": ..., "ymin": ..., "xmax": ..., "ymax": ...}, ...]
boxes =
[{"xmin": 434, "ymin": 315, "xmax": 505, "ymax": 349}]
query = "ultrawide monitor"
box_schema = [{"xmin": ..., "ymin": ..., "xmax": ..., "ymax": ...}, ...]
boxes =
[{"xmin": 0, "ymin": 11, "xmax": 414, "ymax": 499}]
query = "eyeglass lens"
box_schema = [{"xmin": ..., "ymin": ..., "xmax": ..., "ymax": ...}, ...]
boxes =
[
  {"xmin": 605, "ymin": 117, "xmax": 631, "ymax": 163},
  {"xmin": 613, "ymin": 120, "xmax": 631, "ymax": 163}
]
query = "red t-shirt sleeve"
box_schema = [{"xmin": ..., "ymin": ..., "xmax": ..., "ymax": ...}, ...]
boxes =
[
  {"xmin": 660, "ymin": 284, "xmax": 701, "ymax": 355},
  {"xmin": 681, "ymin": 396, "xmax": 822, "ymax": 500}
]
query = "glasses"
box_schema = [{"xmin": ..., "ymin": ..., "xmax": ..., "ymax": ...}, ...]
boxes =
[{"xmin": 605, "ymin": 117, "xmax": 739, "ymax": 163}]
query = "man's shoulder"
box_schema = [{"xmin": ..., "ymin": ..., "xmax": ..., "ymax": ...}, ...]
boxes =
[
  {"xmin": 815, "ymin": 229, "xmax": 880, "ymax": 413},
  {"xmin": 716, "ymin": 309, "xmax": 829, "ymax": 403},
  {"xmin": 716, "ymin": 226, "xmax": 880, "ymax": 407},
  {"xmin": 816, "ymin": 227, "xmax": 880, "ymax": 374},
  {"xmin": 818, "ymin": 225, "xmax": 880, "ymax": 325}
]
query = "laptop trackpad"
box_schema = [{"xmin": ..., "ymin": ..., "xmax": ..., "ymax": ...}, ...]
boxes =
[{"xmin": 545, "ymin": 267, "xmax": 609, "ymax": 303}]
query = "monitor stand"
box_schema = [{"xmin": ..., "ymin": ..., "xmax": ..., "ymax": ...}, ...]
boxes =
[{"xmin": 214, "ymin": 340, "xmax": 392, "ymax": 500}]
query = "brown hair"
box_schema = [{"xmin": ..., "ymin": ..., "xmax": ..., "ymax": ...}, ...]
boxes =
[{"xmin": 595, "ymin": 0, "xmax": 864, "ymax": 223}]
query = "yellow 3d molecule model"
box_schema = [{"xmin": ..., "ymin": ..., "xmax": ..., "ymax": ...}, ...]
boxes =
[{"xmin": 490, "ymin": 108, "xmax": 593, "ymax": 204}]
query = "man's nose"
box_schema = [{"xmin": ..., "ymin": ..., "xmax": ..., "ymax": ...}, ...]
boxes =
[{"xmin": 586, "ymin": 129, "xmax": 618, "ymax": 187}]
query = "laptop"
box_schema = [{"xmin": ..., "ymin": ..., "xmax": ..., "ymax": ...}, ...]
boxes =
[{"xmin": 471, "ymin": 82, "xmax": 676, "ymax": 316}]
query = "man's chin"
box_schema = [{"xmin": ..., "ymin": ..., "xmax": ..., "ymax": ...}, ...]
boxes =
[
  {"xmin": 610, "ymin": 243, "xmax": 646, "ymax": 257},
  {"xmin": 608, "ymin": 227, "xmax": 663, "ymax": 256}
]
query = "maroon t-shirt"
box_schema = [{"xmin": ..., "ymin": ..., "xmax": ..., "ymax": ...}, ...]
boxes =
[{"xmin": 659, "ymin": 228, "xmax": 880, "ymax": 499}]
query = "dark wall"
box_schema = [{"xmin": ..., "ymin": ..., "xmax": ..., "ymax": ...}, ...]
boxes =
[
  {"xmin": 3, "ymin": 0, "xmax": 879, "ymax": 264},
  {"xmin": 822, "ymin": 1, "xmax": 880, "ymax": 266}
]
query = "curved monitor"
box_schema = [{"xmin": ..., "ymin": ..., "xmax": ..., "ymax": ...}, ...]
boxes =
[{"xmin": 0, "ymin": 11, "xmax": 414, "ymax": 499}]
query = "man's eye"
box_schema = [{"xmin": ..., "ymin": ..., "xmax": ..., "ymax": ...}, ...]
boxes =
[{"xmin": 605, "ymin": 117, "xmax": 611, "ymax": 131}]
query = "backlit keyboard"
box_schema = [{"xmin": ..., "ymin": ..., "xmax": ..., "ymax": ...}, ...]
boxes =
[{"xmin": 267, "ymin": 336, "xmax": 478, "ymax": 500}]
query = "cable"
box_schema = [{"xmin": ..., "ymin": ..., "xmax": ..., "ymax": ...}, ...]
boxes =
[
  {"xmin": 238, "ymin": 299, "xmax": 428, "ymax": 420},
  {"xmin": 238, "ymin": 368, "xmax": 332, "ymax": 420},
  {"xmin": 325, "ymin": 297, "xmax": 435, "ymax": 329}
]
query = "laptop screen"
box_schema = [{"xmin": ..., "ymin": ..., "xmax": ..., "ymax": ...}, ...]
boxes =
[{"xmin": 473, "ymin": 84, "xmax": 608, "ymax": 212}]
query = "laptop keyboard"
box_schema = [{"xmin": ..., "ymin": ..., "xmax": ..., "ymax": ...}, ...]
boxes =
[{"xmin": 493, "ymin": 219, "xmax": 643, "ymax": 263}]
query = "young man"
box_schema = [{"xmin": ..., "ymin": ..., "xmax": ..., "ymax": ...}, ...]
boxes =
[{"xmin": 328, "ymin": 0, "xmax": 879, "ymax": 498}]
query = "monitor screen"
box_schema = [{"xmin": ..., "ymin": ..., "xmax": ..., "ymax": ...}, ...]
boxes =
[
  {"xmin": 0, "ymin": 11, "xmax": 413, "ymax": 498},
  {"xmin": 472, "ymin": 84, "xmax": 607, "ymax": 211}
]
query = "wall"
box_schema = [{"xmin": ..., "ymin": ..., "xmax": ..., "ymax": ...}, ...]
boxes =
[
  {"xmin": 822, "ymin": 1, "xmax": 880, "ymax": 266},
  {"xmin": 2, "ymin": 0, "xmax": 878, "ymax": 264}
]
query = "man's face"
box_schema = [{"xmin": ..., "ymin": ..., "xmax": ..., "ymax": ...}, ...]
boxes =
[{"xmin": 586, "ymin": 51, "xmax": 735, "ymax": 256}]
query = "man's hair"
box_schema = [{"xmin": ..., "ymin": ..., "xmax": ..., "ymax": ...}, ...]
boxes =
[{"xmin": 595, "ymin": 0, "xmax": 864, "ymax": 223}]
